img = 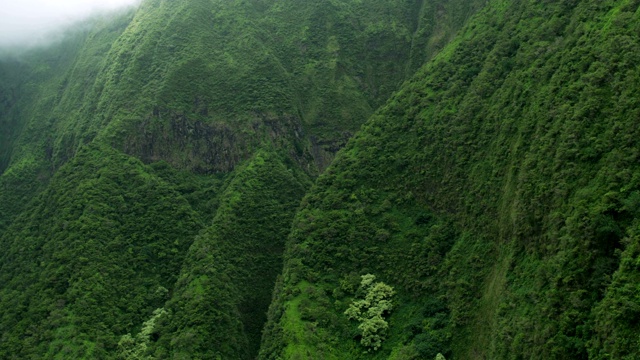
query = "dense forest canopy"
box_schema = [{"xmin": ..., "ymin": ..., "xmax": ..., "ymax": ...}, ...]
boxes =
[{"xmin": 1, "ymin": 0, "xmax": 639, "ymax": 359}]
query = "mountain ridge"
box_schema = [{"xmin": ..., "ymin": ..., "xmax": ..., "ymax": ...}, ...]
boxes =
[
  {"xmin": 261, "ymin": 0, "xmax": 640, "ymax": 358},
  {"xmin": 1, "ymin": 0, "xmax": 638, "ymax": 358}
]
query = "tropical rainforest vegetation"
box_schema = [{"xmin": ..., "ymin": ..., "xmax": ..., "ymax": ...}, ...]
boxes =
[{"xmin": 1, "ymin": 0, "xmax": 639, "ymax": 359}]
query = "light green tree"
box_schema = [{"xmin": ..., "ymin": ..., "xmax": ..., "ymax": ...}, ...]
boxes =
[
  {"xmin": 117, "ymin": 308, "xmax": 167, "ymax": 359},
  {"xmin": 344, "ymin": 274, "xmax": 395, "ymax": 351},
  {"xmin": 435, "ymin": 353, "xmax": 446, "ymax": 360}
]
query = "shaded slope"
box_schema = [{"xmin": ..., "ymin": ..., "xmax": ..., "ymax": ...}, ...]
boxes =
[
  {"xmin": 151, "ymin": 150, "xmax": 310, "ymax": 359},
  {"xmin": 262, "ymin": 0, "xmax": 640, "ymax": 358},
  {"xmin": 0, "ymin": 144, "xmax": 205, "ymax": 358},
  {"xmin": 0, "ymin": 10, "xmax": 136, "ymax": 232}
]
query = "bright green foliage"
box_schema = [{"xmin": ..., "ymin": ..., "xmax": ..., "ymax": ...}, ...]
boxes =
[
  {"xmin": 263, "ymin": 0, "xmax": 640, "ymax": 358},
  {"xmin": 435, "ymin": 353, "xmax": 446, "ymax": 360},
  {"xmin": 117, "ymin": 308, "xmax": 167, "ymax": 360},
  {"xmin": 344, "ymin": 275, "xmax": 395, "ymax": 351}
]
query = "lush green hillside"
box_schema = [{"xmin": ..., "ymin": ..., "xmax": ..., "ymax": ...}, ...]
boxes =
[
  {"xmin": 146, "ymin": 150, "xmax": 310, "ymax": 359},
  {"xmin": 0, "ymin": 9, "xmax": 136, "ymax": 233},
  {"xmin": 0, "ymin": 0, "xmax": 482, "ymax": 232},
  {"xmin": 3, "ymin": 0, "xmax": 638, "ymax": 358},
  {"xmin": 262, "ymin": 0, "xmax": 640, "ymax": 358},
  {"xmin": 0, "ymin": 0, "xmax": 485, "ymax": 358},
  {"xmin": 0, "ymin": 144, "xmax": 208, "ymax": 358}
]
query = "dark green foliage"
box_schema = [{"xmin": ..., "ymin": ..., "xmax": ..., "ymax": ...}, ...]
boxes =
[
  {"xmin": 263, "ymin": 0, "xmax": 640, "ymax": 358},
  {"xmin": 2, "ymin": 0, "xmax": 639, "ymax": 358},
  {"xmin": 0, "ymin": 9, "xmax": 135, "ymax": 233},
  {"xmin": 0, "ymin": 0, "xmax": 485, "ymax": 357},
  {"xmin": 0, "ymin": 59, "xmax": 23, "ymax": 174},
  {"xmin": 150, "ymin": 150, "xmax": 309, "ymax": 359},
  {"xmin": 0, "ymin": 144, "xmax": 204, "ymax": 358},
  {"xmin": 591, "ymin": 223, "xmax": 640, "ymax": 359}
]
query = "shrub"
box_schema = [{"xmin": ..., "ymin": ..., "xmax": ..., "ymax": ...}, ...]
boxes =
[{"xmin": 344, "ymin": 274, "xmax": 395, "ymax": 351}]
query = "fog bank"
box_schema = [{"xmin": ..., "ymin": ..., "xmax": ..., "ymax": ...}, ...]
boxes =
[{"xmin": 0, "ymin": 0, "xmax": 140, "ymax": 48}]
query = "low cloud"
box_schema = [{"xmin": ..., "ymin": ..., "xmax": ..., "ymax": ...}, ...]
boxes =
[{"xmin": 0, "ymin": 0, "xmax": 140, "ymax": 48}]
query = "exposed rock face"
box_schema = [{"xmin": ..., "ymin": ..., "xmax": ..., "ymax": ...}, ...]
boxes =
[{"xmin": 120, "ymin": 109, "xmax": 314, "ymax": 174}]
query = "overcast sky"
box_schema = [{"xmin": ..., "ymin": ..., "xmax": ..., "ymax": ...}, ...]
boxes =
[{"xmin": 0, "ymin": 0, "xmax": 140, "ymax": 48}]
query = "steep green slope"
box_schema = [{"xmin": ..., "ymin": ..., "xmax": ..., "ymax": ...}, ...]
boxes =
[
  {"xmin": 1, "ymin": 0, "xmax": 482, "ymax": 231},
  {"xmin": 262, "ymin": 0, "xmax": 640, "ymax": 358},
  {"xmin": 85, "ymin": 0, "xmax": 486, "ymax": 174},
  {"xmin": 0, "ymin": 144, "xmax": 207, "ymax": 358},
  {"xmin": 0, "ymin": 59, "xmax": 23, "ymax": 174},
  {"xmin": 0, "ymin": 10, "xmax": 136, "ymax": 232},
  {"xmin": 0, "ymin": 0, "xmax": 485, "ymax": 231},
  {"xmin": 255, "ymin": 0, "xmax": 486, "ymax": 169},
  {"xmin": 149, "ymin": 150, "xmax": 310, "ymax": 359},
  {"xmin": 0, "ymin": 0, "xmax": 489, "ymax": 358}
]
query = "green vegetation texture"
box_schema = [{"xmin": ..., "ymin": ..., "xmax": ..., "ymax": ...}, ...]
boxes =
[
  {"xmin": 1, "ymin": 0, "xmax": 639, "ymax": 358},
  {"xmin": 263, "ymin": 0, "xmax": 640, "ymax": 358},
  {"xmin": 0, "ymin": 0, "xmax": 482, "ymax": 357}
]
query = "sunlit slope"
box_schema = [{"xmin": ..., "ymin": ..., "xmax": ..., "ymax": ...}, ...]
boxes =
[{"xmin": 263, "ymin": 0, "xmax": 640, "ymax": 358}]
